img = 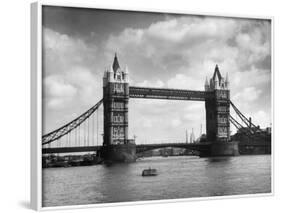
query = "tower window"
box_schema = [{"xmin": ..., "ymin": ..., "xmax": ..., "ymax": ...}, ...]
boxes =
[{"xmin": 113, "ymin": 83, "xmax": 124, "ymax": 93}]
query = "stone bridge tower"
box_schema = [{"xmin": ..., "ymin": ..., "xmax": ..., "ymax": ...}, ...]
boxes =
[
  {"xmin": 205, "ymin": 65, "xmax": 230, "ymax": 142},
  {"xmin": 103, "ymin": 54, "xmax": 129, "ymax": 145},
  {"xmin": 102, "ymin": 54, "xmax": 136, "ymax": 162}
]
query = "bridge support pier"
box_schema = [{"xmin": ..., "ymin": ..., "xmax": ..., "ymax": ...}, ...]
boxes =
[
  {"xmin": 210, "ymin": 141, "xmax": 239, "ymax": 156},
  {"xmin": 200, "ymin": 141, "xmax": 239, "ymax": 157},
  {"xmin": 100, "ymin": 144, "xmax": 136, "ymax": 163}
]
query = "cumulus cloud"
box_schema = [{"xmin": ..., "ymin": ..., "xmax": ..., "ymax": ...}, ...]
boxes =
[
  {"xmin": 43, "ymin": 66, "xmax": 100, "ymax": 109},
  {"xmin": 44, "ymin": 75, "xmax": 77, "ymax": 109},
  {"xmin": 136, "ymin": 79, "xmax": 165, "ymax": 88},
  {"xmin": 171, "ymin": 118, "xmax": 181, "ymax": 127},
  {"xmin": 106, "ymin": 17, "xmax": 270, "ymax": 77},
  {"xmin": 167, "ymin": 74, "xmax": 202, "ymax": 90},
  {"xmin": 44, "ymin": 75, "xmax": 77, "ymax": 98},
  {"xmin": 251, "ymin": 110, "xmax": 271, "ymax": 128},
  {"xmin": 233, "ymin": 87, "xmax": 262, "ymax": 102},
  {"xmin": 43, "ymin": 27, "xmax": 102, "ymax": 108},
  {"xmin": 43, "ymin": 28, "xmax": 97, "ymax": 76}
]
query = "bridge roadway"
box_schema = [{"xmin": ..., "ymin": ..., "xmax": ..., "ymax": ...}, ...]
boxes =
[
  {"xmin": 42, "ymin": 141, "xmax": 270, "ymax": 155},
  {"xmin": 42, "ymin": 142, "xmax": 211, "ymax": 154}
]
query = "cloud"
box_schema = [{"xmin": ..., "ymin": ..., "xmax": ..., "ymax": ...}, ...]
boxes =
[
  {"xmin": 129, "ymin": 98, "xmax": 206, "ymax": 142},
  {"xmin": 42, "ymin": 12, "xmax": 271, "ymax": 139},
  {"xmin": 107, "ymin": 16, "xmax": 271, "ymax": 140},
  {"xmin": 251, "ymin": 110, "xmax": 271, "ymax": 128},
  {"xmin": 44, "ymin": 66, "xmax": 100, "ymax": 109},
  {"xmin": 43, "ymin": 28, "xmax": 102, "ymax": 110},
  {"xmin": 233, "ymin": 87, "xmax": 262, "ymax": 102},
  {"xmin": 167, "ymin": 74, "xmax": 202, "ymax": 90},
  {"xmin": 171, "ymin": 118, "xmax": 181, "ymax": 127},
  {"xmin": 66, "ymin": 66, "xmax": 101, "ymax": 105},
  {"xmin": 42, "ymin": 28, "xmax": 102, "ymax": 132},
  {"xmin": 145, "ymin": 17, "xmax": 237, "ymax": 45},
  {"xmin": 106, "ymin": 17, "xmax": 270, "ymax": 78},
  {"xmin": 136, "ymin": 79, "xmax": 165, "ymax": 88},
  {"xmin": 43, "ymin": 28, "xmax": 97, "ymax": 76},
  {"xmin": 44, "ymin": 75, "xmax": 77, "ymax": 98},
  {"xmin": 235, "ymin": 32, "xmax": 270, "ymax": 70},
  {"xmin": 44, "ymin": 75, "xmax": 77, "ymax": 109}
]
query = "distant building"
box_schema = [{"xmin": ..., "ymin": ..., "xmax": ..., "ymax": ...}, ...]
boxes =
[
  {"xmin": 199, "ymin": 134, "xmax": 207, "ymax": 143},
  {"xmin": 232, "ymin": 126, "xmax": 271, "ymax": 144}
]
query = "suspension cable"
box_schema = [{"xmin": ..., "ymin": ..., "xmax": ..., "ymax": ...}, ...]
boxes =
[
  {"xmin": 97, "ymin": 106, "xmax": 99, "ymax": 145},
  {"xmin": 230, "ymin": 101, "xmax": 259, "ymax": 132},
  {"xmin": 92, "ymin": 113, "xmax": 95, "ymax": 146},
  {"xmin": 42, "ymin": 99, "xmax": 103, "ymax": 145},
  {"xmin": 78, "ymin": 126, "xmax": 79, "ymax": 146},
  {"xmin": 87, "ymin": 118, "xmax": 90, "ymax": 146},
  {"xmin": 230, "ymin": 101, "xmax": 268, "ymax": 140}
]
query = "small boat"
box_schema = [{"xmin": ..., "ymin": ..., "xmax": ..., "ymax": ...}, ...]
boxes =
[{"xmin": 142, "ymin": 168, "xmax": 158, "ymax": 176}]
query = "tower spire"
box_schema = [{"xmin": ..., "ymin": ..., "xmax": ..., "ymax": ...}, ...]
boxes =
[
  {"xmin": 225, "ymin": 72, "xmax": 229, "ymax": 89},
  {"xmin": 205, "ymin": 76, "xmax": 209, "ymax": 86},
  {"xmin": 205, "ymin": 76, "xmax": 209, "ymax": 91},
  {"xmin": 186, "ymin": 129, "xmax": 189, "ymax": 143},
  {"xmin": 225, "ymin": 72, "xmax": 229, "ymax": 83},
  {"xmin": 213, "ymin": 64, "xmax": 222, "ymax": 82},
  {"xmin": 112, "ymin": 53, "xmax": 120, "ymax": 72}
]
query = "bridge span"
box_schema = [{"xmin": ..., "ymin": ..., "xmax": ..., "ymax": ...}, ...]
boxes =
[
  {"xmin": 42, "ymin": 55, "xmax": 270, "ymax": 162},
  {"xmin": 42, "ymin": 140, "xmax": 270, "ymax": 157},
  {"xmin": 42, "ymin": 143, "xmax": 211, "ymax": 154},
  {"xmin": 42, "ymin": 143, "xmax": 210, "ymax": 154}
]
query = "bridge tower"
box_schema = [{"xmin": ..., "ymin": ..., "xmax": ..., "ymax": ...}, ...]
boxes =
[
  {"xmin": 101, "ymin": 54, "xmax": 136, "ymax": 162},
  {"xmin": 204, "ymin": 65, "xmax": 238, "ymax": 156},
  {"xmin": 205, "ymin": 65, "xmax": 230, "ymax": 142}
]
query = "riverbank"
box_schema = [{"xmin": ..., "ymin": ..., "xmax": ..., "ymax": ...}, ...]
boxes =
[{"xmin": 42, "ymin": 154, "xmax": 102, "ymax": 168}]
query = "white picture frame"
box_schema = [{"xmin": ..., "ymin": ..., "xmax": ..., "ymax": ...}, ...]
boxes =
[{"xmin": 31, "ymin": 1, "xmax": 274, "ymax": 210}]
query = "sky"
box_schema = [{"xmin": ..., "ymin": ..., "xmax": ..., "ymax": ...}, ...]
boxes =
[{"xmin": 42, "ymin": 6, "xmax": 272, "ymax": 144}]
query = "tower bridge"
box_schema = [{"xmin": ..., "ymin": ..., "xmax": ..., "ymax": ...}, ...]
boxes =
[{"xmin": 42, "ymin": 54, "xmax": 270, "ymax": 162}]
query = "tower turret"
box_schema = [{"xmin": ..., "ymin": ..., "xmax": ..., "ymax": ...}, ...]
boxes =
[
  {"xmin": 225, "ymin": 72, "xmax": 229, "ymax": 89},
  {"xmin": 205, "ymin": 77, "xmax": 209, "ymax": 91},
  {"xmin": 207, "ymin": 65, "xmax": 229, "ymax": 91},
  {"xmin": 103, "ymin": 54, "xmax": 129, "ymax": 87},
  {"xmin": 214, "ymin": 71, "xmax": 219, "ymax": 89},
  {"xmin": 124, "ymin": 65, "xmax": 129, "ymax": 82}
]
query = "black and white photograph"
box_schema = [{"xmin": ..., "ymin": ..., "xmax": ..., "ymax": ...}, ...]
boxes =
[{"xmin": 40, "ymin": 5, "xmax": 271, "ymax": 208}]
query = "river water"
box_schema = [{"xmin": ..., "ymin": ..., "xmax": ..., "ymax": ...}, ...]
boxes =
[{"xmin": 42, "ymin": 155, "xmax": 271, "ymax": 207}]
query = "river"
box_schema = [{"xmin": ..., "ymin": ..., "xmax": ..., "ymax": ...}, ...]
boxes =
[{"xmin": 42, "ymin": 155, "xmax": 271, "ymax": 207}]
